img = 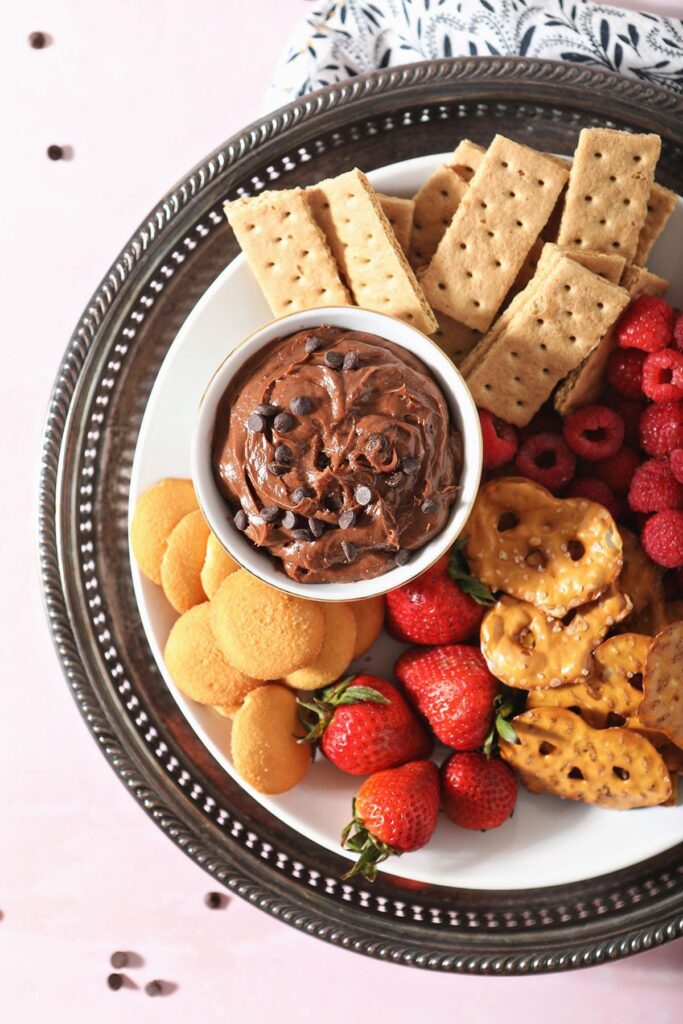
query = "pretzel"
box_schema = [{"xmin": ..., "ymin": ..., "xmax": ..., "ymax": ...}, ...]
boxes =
[
  {"xmin": 481, "ymin": 585, "xmax": 631, "ymax": 690},
  {"xmin": 499, "ymin": 707, "xmax": 672, "ymax": 809},
  {"xmin": 465, "ymin": 478, "xmax": 623, "ymax": 617},
  {"xmin": 618, "ymin": 526, "xmax": 662, "ymax": 618},
  {"xmin": 638, "ymin": 622, "xmax": 683, "ymax": 749},
  {"xmin": 526, "ymin": 633, "xmax": 651, "ymax": 723}
]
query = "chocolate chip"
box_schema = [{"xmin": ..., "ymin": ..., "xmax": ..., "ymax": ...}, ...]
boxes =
[
  {"xmin": 305, "ymin": 333, "xmax": 325, "ymax": 354},
  {"xmin": 282, "ymin": 511, "xmax": 298, "ymax": 529},
  {"xmin": 205, "ymin": 892, "xmax": 223, "ymax": 909},
  {"xmin": 395, "ymin": 549, "xmax": 411, "ymax": 566},
  {"xmin": 421, "ymin": 498, "xmax": 437, "ymax": 514},
  {"xmin": 367, "ymin": 432, "xmax": 388, "ymax": 453},
  {"xmin": 316, "ymin": 451, "xmax": 331, "ymax": 470},
  {"xmin": 308, "ymin": 518, "xmax": 324, "ymax": 538},
  {"xmin": 145, "ymin": 981, "xmax": 163, "ymax": 998},
  {"xmin": 254, "ymin": 403, "xmax": 279, "ymax": 418},
  {"xmin": 107, "ymin": 974, "xmax": 123, "ymax": 991},
  {"xmin": 292, "ymin": 528, "xmax": 311, "ymax": 541},
  {"xmin": 323, "ymin": 491, "xmax": 342, "ymax": 512},
  {"xmin": 274, "ymin": 443, "xmax": 292, "ymax": 465},
  {"xmin": 290, "ymin": 395, "xmax": 312, "ymax": 415},
  {"xmin": 342, "ymin": 540, "xmax": 357, "ymax": 563},
  {"xmin": 338, "ymin": 509, "xmax": 356, "ymax": 529},
  {"xmin": 385, "ymin": 471, "xmax": 403, "ymax": 487},
  {"xmin": 260, "ymin": 505, "xmax": 280, "ymax": 524},
  {"xmin": 324, "ymin": 350, "xmax": 344, "ymax": 369},
  {"xmin": 47, "ymin": 145, "xmax": 64, "ymax": 161},
  {"xmin": 110, "ymin": 952, "xmax": 128, "ymax": 969},
  {"xmin": 247, "ymin": 412, "xmax": 266, "ymax": 433},
  {"xmin": 234, "ymin": 510, "xmax": 248, "ymax": 531},
  {"xmin": 268, "ymin": 462, "xmax": 289, "ymax": 477},
  {"xmin": 273, "ymin": 412, "xmax": 295, "ymax": 433},
  {"xmin": 29, "ymin": 31, "xmax": 46, "ymax": 48},
  {"xmin": 291, "ymin": 486, "xmax": 312, "ymax": 504},
  {"xmin": 355, "ymin": 485, "xmax": 372, "ymax": 506},
  {"xmin": 400, "ymin": 457, "xmax": 421, "ymax": 474},
  {"xmin": 343, "ymin": 351, "xmax": 359, "ymax": 371}
]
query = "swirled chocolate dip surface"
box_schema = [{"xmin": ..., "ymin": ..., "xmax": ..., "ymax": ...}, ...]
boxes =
[{"xmin": 213, "ymin": 326, "xmax": 461, "ymax": 583}]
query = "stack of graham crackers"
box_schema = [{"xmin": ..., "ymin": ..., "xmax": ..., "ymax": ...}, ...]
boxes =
[{"xmin": 224, "ymin": 128, "xmax": 675, "ymax": 427}]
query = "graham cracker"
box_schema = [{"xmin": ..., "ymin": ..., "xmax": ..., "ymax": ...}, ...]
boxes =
[
  {"xmin": 635, "ymin": 182, "xmax": 677, "ymax": 265},
  {"xmin": 409, "ymin": 165, "xmax": 469, "ymax": 269},
  {"xmin": 377, "ymin": 194, "xmax": 415, "ymax": 255},
  {"xmin": 465, "ymin": 255, "xmax": 630, "ymax": 426},
  {"xmin": 307, "ymin": 169, "xmax": 437, "ymax": 334},
  {"xmin": 431, "ymin": 313, "xmax": 481, "ymax": 365},
  {"xmin": 224, "ymin": 188, "xmax": 350, "ymax": 315},
  {"xmin": 450, "ymin": 139, "xmax": 485, "ymax": 181},
  {"xmin": 621, "ymin": 264, "xmax": 669, "ymax": 298},
  {"xmin": 557, "ymin": 128, "xmax": 661, "ymax": 263},
  {"xmin": 420, "ymin": 135, "xmax": 569, "ymax": 331}
]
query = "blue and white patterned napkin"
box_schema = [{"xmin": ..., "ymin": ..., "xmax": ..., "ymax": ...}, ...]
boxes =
[{"xmin": 265, "ymin": 0, "xmax": 683, "ymax": 110}]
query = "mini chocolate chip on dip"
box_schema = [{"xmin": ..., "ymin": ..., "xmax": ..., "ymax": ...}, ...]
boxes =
[{"xmin": 212, "ymin": 325, "xmax": 462, "ymax": 583}]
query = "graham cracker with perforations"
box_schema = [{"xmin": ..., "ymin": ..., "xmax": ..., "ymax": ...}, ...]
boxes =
[
  {"xmin": 450, "ymin": 139, "xmax": 486, "ymax": 181},
  {"xmin": 409, "ymin": 165, "xmax": 469, "ymax": 269},
  {"xmin": 307, "ymin": 169, "xmax": 437, "ymax": 334},
  {"xmin": 377, "ymin": 194, "xmax": 414, "ymax": 255},
  {"xmin": 557, "ymin": 128, "xmax": 661, "ymax": 262},
  {"xmin": 420, "ymin": 136, "xmax": 569, "ymax": 331},
  {"xmin": 431, "ymin": 313, "xmax": 481, "ymax": 365},
  {"xmin": 465, "ymin": 255, "xmax": 630, "ymax": 426},
  {"xmin": 224, "ymin": 188, "xmax": 350, "ymax": 315},
  {"xmin": 635, "ymin": 182, "xmax": 677, "ymax": 265}
]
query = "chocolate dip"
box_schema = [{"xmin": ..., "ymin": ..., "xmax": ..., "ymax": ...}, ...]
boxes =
[{"xmin": 212, "ymin": 326, "xmax": 461, "ymax": 583}]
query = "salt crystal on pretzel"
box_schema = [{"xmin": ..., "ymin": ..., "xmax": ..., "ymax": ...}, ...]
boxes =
[
  {"xmin": 499, "ymin": 707, "xmax": 671, "ymax": 809},
  {"xmin": 638, "ymin": 622, "xmax": 683, "ymax": 749},
  {"xmin": 480, "ymin": 585, "xmax": 631, "ymax": 691},
  {"xmin": 465, "ymin": 477, "xmax": 623, "ymax": 618}
]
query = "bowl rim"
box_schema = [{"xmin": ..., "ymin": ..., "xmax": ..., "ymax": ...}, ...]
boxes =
[{"xmin": 191, "ymin": 304, "xmax": 483, "ymax": 601}]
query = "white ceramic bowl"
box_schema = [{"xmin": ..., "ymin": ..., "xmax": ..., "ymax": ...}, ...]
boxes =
[{"xmin": 191, "ymin": 306, "xmax": 482, "ymax": 601}]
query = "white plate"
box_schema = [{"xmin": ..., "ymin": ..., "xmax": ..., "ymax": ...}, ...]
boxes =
[{"xmin": 129, "ymin": 153, "xmax": 683, "ymax": 890}]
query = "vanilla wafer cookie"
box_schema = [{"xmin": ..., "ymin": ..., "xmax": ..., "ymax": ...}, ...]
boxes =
[
  {"xmin": 224, "ymin": 188, "xmax": 350, "ymax": 315},
  {"xmin": 557, "ymin": 128, "xmax": 661, "ymax": 262},
  {"xmin": 307, "ymin": 169, "xmax": 437, "ymax": 334},
  {"xmin": 420, "ymin": 136, "xmax": 569, "ymax": 331},
  {"xmin": 635, "ymin": 183, "xmax": 677, "ymax": 265},
  {"xmin": 466, "ymin": 255, "xmax": 630, "ymax": 426},
  {"xmin": 377, "ymin": 194, "xmax": 415, "ymax": 255}
]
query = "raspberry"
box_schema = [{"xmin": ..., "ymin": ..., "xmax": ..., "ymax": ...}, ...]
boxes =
[
  {"xmin": 671, "ymin": 449, "xmax": 683, "ymax": 484},
  {"xmin": 514, "ymin": 433, "xmax": 576, "ymax": 492},
  {"xmin": 628, "ymin": 458, "xmax": 683, "ymax": 513},
  {"xmin": 604, "ymin": 394, "xmax": 646, "ymax": 447},
  {"xmin": 478, "ymin": 408, "xmax": 517, "ymax": 470},
  {"xmin": 639, "ymin": 401, "xmax": 683, "ymax": 456},
  {"xmin": 563, "ymin": 405, "xmax": 625, "ymax": 461},
  {"xmin": 641, "ymin": 509, "xmax": 683, "ymax": 568},
  {"xmin": 606, "ymin": 348, "xmax": 646, "ymax": 398},
  {"xmin": 674, "ymin": 314, "xmax": 683, "ymax": 352},
  {"xmin": 641, "ymin": 349, "xmax": 683, "ymax": 404},
  {"xmin": 518, "ymin": 407, "xmax": 563, "ymax": 444},
  {"xmin": 567, "ymin": 477, "xmax": 622, "ymax": 520},
  {"xmin": 617, "ymin": 295, "xmax": 674, "ymax": 352},
  {"xmin": 593, "ymin": 446, "xmax": 641, "ymax": 493}
]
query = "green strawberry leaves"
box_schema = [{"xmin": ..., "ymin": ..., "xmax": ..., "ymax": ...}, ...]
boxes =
[
  {"xmin": 341, "ymin": 800, "xmax": 398, "ymax": 881},
  {"xmin": 448, "ymin": 539, "xmax": 495, "ymax": 606},
  {"xmin": 483, "ymin": 689, "xmax": 521, "ymax": 758},
  {"xmin": 298, "ymin": 676, "xmax": 390, "ymax": 744}
]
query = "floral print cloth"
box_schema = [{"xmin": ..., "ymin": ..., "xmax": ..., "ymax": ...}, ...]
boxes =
[{"xmin": 264, "ymin": 0, "xmax": 683, "ymax": 110}]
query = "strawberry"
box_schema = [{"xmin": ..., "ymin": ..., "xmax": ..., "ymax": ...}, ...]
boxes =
[
  {"xmin": 341, "ymin": 760, "xmax": 440, "ymax": 879},
  {"xmin": 395, "ymin": 645, "xmax": 501, "ymax": 750},
  {"xmin": 299, "ymin": 675, "xmax": 432, "ymax": 775},
  {"xmin": 441, "ymin": 751, "xmax": 518, "ymax": 830},
  {"xmin": 385, "ymin": 542, "xmax": 494, "ymax": 645}
]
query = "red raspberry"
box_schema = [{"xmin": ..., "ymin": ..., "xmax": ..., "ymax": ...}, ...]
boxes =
[
  {"xmin": 606, "ymin": 348, "xmax": 646, "ymax": 398},
  {"xmin": 563, "ymin": 405, "xmax": 625, "ymax": 461},
  {"xmin": 641, "ymin": 349, "xmax": 683, "ymax": 404},
  {"xmin": 639, "ymin": 401, "xmax": 683, "ymax": 456},
  {"xmin": 616, "ymin": 295, "xmax": 674, "ymax": 352},
  {"xmin": 628, "ymin": 458, "xmax": 683, "ymax": 513},
  {"xmin": 641, "ymin": 509, "xmax": 683, "ymax": 568},
  {"xmin": 593, "ymin": 446, "xmax": 641, "ymax": 494},
  {"xmin": 671, "ymin": 449, "xmax": 683, "ymax": 484},
  {"xmin": 518, "ymin": 407, "xmax": 563, "ymax": 444},
  {"xmin": 673, "ymin": 314, "xmax": 683, "ymax": 352},
  {"xmin": 514, "ymin": 433, "xmax": 576, "ymax": 492},
  {"xmin": 604, "ymin": 394, "xmax": 646, "ymax": 447},
  {"xmin": 567, "ymin": 477, "xmax": 622, "ymax": 520},
  {"xmin": 478, "ymin": 408, "xmax": 517, "ymax": 470}
]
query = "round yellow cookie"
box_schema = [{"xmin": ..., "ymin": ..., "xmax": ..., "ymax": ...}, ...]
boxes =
[
  {"xmin": 201, "ymin": 533, "xmax": 239, "ymax": 598},
  {"xmin": 285, "ymin": 604, "xmax": 357, "ymax": 691},
  {"xmin": 160, "ymin": 509, "xmax": 210, "ymax": 613},
  {"xmin": 130, "ymin": 478, "xmax": 197, "ymax": 584},
  {"xmin": 231, "ymin": 685, "xmax": 311, "ymax": 794},
  {"xmin": 212, "ymin": 703, "xmax": 242, "ymax": 719},
  {"xmin": 348, "ymin": 595, "xmax": 385, "ymax": 659},
  {"xmin": 210, "ymin": 570, "xmax": 325, "ymax": 679},
  {"xmin": 164, "ymin": 602, "xmax": 261, "ymax": 706}
]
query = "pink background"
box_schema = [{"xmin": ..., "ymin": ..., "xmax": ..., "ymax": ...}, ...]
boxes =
[{"xmin": 2, "ymin": 1, "xmax": 682, "ymax": 1019}]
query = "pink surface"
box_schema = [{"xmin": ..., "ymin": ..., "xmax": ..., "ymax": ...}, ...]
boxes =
[{"xmin": 2, "ymin": 1, "xmax": 681, "ymax": 1019}]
